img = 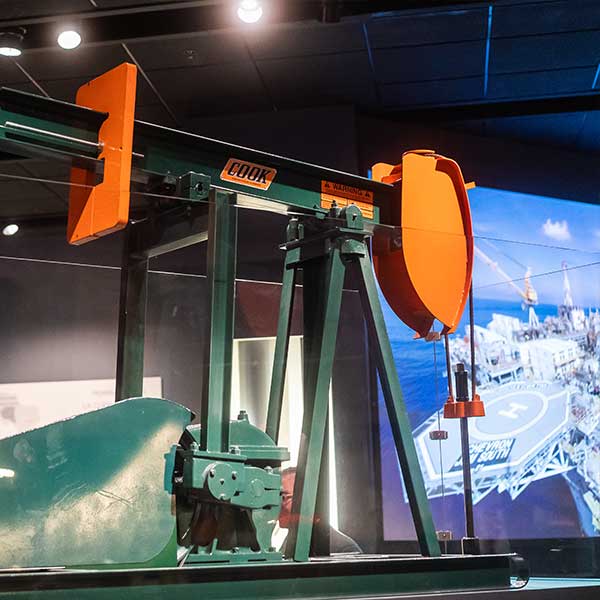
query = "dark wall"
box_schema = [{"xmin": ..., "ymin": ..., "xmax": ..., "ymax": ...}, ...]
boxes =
[
  {"xmin": 184, "ymin": 105, "xmax": 359, "ymax": 174},
  {"xmin": 358, "ymin": 115, "xmax": 600, "ymax": 205}
]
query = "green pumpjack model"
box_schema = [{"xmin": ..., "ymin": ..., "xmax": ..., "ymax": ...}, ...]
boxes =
[{"xmin": 0, "ymin": 63, "xmax": 526, "ymax": 598}]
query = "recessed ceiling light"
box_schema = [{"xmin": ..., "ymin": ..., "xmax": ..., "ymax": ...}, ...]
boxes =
[
  {"xmin": 0, "ymin": 31, "xmax": 24, "ymax": 57},
  {"xmin": 57, "ymin": 29, "xmax": 81, "ymax": 50},
  {"xmin": 2, "ymin": 224, "xmax": 19, "ymax": 236},
  {"xmin": 237, "ymin": 0, "xmax": 263, "ymax": 24}
]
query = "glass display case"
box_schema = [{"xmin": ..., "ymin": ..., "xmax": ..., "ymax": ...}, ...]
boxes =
[{"xmin": 0, "ymin": 64, "xmax": 598, "ymax": 599}]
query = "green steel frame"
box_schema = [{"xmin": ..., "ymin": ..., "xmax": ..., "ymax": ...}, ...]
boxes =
[
  {"xmin": 266, "ymin": 206, "xmax": 439, "ymax": 560},
  {"xmin": 0, "ymin": 81, "xmax": 521, "ymax": 595}
]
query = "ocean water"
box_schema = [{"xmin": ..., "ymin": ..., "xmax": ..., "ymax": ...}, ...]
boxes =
[
  {"xmin": 378, "ymin": 295, "xmax": 586, "ymax": 540},
  {"xmin": 382, "ymin": 297, "xmax": 560, "ymax": 428}
]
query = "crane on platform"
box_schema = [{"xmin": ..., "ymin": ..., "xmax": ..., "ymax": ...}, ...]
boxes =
[{"xmin": 474, "ymin": 244, "xmax": 540, "ymax": 329}]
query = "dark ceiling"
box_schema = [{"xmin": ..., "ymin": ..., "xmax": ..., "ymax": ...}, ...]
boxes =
[
  {"xmin": 1, "ymin": 1, "xmax": 599, "ymax": 148},
  {"xmin": 1, "ymin": 0, "xmax": 600, "ymax": 220}
]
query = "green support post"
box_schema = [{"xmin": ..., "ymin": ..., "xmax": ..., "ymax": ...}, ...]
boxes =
[
  {"xmin": 200, "ymin": 189, "xmax": 238, "ymax": 453},
  {"xmin": 311, "ymin": 419, "xmax": 330, "ymax": 557},
  {"xmin": 355, "ymin": 252, "xmax": 441, "ymax": 558},
  {"xmin": 265, "ymin": 219, "xmax": 302, "ymax": 443},
  {"xmin": 115, "ymin": 225, "xmax": 148, "ymax": 402},
  {"xmin": 286, "ymin": 244, "xmax": 345, "ymax": 562}
]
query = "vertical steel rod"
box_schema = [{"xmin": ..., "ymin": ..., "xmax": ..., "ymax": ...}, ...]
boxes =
[
  {"xmin": 468, "ymin": 282, "xmax": 477, "ymax": 399},
  {"xmin": 463, "ymin": 283, "xmax": 477, "ymax": 543},
  {"xmin": 443, "ymin": 333, "xmax": 454, "ymax": 398},
  {"xmin": 460, "ymin": 416, "xmax": 475, "ymax": 539}
]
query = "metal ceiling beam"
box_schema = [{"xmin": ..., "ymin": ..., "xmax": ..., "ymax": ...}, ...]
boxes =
[
  {"xmin": 375, "ymin": 91, "xmax": 600, "ymax": 121},
  {"xmin": 0, "ymin": 0, "xmax": 493, "ymax": 50}
]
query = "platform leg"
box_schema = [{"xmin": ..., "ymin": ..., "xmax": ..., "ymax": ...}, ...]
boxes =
[
  {"xmin": 287, "ymin": 246, "xmax": 345, "ymax": 562},
  {"xmin": 355, "ymin": 252, "xmax": 441, "ymax": 557},
  {"xmin": 200, "ymin": 190, "xmax": 238, "ymax": 453},
  {"xmin": 115, "ymin": 225, "xmax": 148, "ymax": 402}
]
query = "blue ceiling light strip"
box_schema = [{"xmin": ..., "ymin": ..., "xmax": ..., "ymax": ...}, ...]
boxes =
[
  {"xmin": 592, "ymin": 64, "xmax": 600, "ymax": 89},
  {"xmin": 363, "ymin": 21, "xmax": 382, "ymax": 107},
  {"xmin": 483, "ymin": 4, "xmax": 493, "ymax": 97}
]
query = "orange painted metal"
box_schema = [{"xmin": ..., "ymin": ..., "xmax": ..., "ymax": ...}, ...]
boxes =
[
  {"xmin": 372, "ymin": 150, "xmax": 474, "ymax": 338},
  {"xmin": 67, "ymin": 63, "xmax": 137, "ymax": 245},
  {"xmin": 444, "ymin": 394, "xmax": 485, "ymax": 419}
]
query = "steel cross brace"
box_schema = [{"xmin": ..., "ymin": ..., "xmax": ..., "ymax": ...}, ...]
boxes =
[{"xmin": 267, "ymin": 205, "xmax": 441, "ymax": 560}]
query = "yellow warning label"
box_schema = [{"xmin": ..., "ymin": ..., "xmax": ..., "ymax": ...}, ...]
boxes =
[{"xmin": 320, "ymin": 180, "xmax": 374, "ymax": 219}]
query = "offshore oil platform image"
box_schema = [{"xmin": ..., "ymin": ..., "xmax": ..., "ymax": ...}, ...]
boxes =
[
  {"xmin": 0, "ymin": 63, "xmax": 525, "ymax": 598},
  {"xmin": 417, "ymin": 238, "xmax": 600, "ymax": 535}
]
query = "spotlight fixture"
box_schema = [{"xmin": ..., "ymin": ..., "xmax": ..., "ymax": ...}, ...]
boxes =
[
  {"xmin": 2, "ymin": 224, "xmax": 19, "ymax": 236},
  {"xmin": 0, "ymin": 30, "xmax": 24, "ymax": 57},
  {"xmin": 57, "ymin": 29, "xmax": 82, "ymax": 50},
  {"xmin": 237, "ymin": 0, "xmax": 263, "ymax": 24}
]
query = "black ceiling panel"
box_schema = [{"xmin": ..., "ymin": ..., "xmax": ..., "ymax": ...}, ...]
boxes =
[
  {"xmin": 491, "ymin": 30, "xmax": 600, "ymax": 74},
  {"xmin": 0, "ymin": 1, "xmax": 599, "ymax": 160},
  {"xmin": 382, "ymin": 76, "xmax": 483, "ymax": 108},
  {"xmin": 127, "ymin": 32, "xmax": 249, "ymax": 71},
  {"xmin": 37, "ymin": 69, "xmax": 158, "ymax": 105},
  {"xmin": 92, "ymin": 0, "xmax": 169, "ymax": 6},
  {"xmin": 258, "ymin": 52, "xmax": 371, "ymax": 92},
  {"xmin": 147, "ymin": 62, "xmax": 270, "ymax": 115},
  {"xmin": 372, "ymin": 40, "xmax": 485, "ymax": 83},
  {"xmin": 245, "ymin": 22, "xmax": 365, "ymax": 59},
  {"xmin": 0, "ymin": 0, "xmax": 91, "ymax": 20},
  {"xmin": 17, "ymin": 45, "xmax": 128, "ymax": 82},
  {"xmin": 493, "ymin": 0, "xmax": 600, "ymax": 37},
  {"xmin": 272, "ymin": 83, "xmax": 377, "ymax": 111},
  {"xmin": 367, "ymin": 7, "xmax": 486, "ymax": 48},
  {"xmin": 0, "ymin": 59, "xmax": 30, "ymax": 86},
  {"xmin": 487, "ymin": 67, "xmax": 597, "ymax": 99}
]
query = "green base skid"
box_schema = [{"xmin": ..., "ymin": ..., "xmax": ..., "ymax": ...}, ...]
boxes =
[{"xmin": 0, "ymin": 554, "xmax": 516, "ymax": 599}]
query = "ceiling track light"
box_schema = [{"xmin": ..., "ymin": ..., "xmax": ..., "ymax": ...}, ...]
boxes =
[
  {"xmin": 0, "ymin": 28, "xmax": 25, "ymax": 58},
  {"xmin": 57, "ymin": 28, "xmax": 82, "ymax": 50},
  {"xmin": 237, "ymin": 0, "xmax": 263, "ymax": 24},
  {"xmin": 2, "ymin": 223, "xmax": 19, "ymax": 236}
]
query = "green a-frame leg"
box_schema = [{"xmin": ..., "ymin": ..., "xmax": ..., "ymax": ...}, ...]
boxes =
[
  {"xmin": 267, "ymin": 205, "xmax": 441, "ymax": 561},
  {"xmin": 114, "ymin": 188, "xmax": 238, "ymax": 455}
]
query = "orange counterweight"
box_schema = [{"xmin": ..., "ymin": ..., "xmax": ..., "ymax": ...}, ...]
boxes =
[
  {"xmin": 67, "ymin": 63, "xmax": 137, "ymax": 245},
  {"xmin": 372, "ymin": 150, "xmax": 474, "ymax": 339}
]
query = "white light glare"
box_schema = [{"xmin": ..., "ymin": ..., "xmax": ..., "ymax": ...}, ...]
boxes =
[
  {"xmin": 237, "ymin": 0, "xmax": 263, "ymax": 24},
  {"xmin": 2, "ymin": 224, "xmax": 19, "ymax": 236},
  {"xmin": 0, "ymin": 46, "xmax": 21, "ymax": 57},
  {"xmin": 57, "ymin": 30, "xmax": 81, "ymax": 50},
  {"xmin": 0, "ymin": 468, "xmax": 15, "ymax": 478}
]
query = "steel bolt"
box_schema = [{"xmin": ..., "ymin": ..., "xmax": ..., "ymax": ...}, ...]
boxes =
[{"xmin": 209, "ymin": 469, "xmax": 215, "ymax": 478}]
